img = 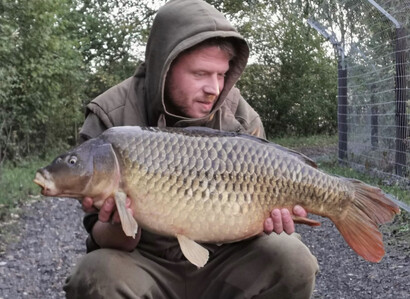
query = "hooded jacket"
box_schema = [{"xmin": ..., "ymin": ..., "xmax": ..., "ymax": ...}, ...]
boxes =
[
  {"xmin": 80, "ymin": 0, "xmax": 265, "ymax": 141},
  {"xmin": 80, "ymin": 0, "xmax": 266, "ymax": 258}
]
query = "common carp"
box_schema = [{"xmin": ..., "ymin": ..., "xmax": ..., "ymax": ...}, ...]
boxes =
[{"xmin": 34, "ymin": 126, "xmax": 400, "ymax": 267}]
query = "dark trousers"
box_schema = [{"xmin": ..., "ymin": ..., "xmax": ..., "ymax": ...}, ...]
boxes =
[{"xmin": 64, "ymin": 233, "xmax": 318, "ymax": 299}]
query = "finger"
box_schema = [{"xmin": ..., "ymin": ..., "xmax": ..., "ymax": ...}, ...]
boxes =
[
  {"xmin": 111, "ymin": 211, "xmax": 121, "ymax": 224},
  {"xmin": 126, "ymin": 197, "xmax": 132, "ymax": 208},
  {"xmin": 293, "ymin": 205, "xmax": 307, "ymax": 217},
  {"xmin": 263, "ymin": 217, "xmax": 274, "ymax": 234},
  {"xmin": 271, "ymin": 209, "xmax": 283, "ymax": 234},
  {"xmin": 99, "ymin": 197, "xmax": 116, "ymax": 222},
  {"xmin": 81, "ymin": 197, "xmax": 97, "ymax": 213},
  {"xmin": 281, "ymin": 208, "xmax": 295, "ymax": 234},
  {"xmin": 112, "ymin": 200, "xmax": 134, "ymax": 224}
]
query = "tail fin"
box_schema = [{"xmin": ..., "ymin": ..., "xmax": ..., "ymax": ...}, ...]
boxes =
[{"xmin": 331, "ymin": 179, "xmax": 400, "ymax": 263}]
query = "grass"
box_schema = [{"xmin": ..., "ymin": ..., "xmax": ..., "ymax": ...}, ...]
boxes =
[
  {"xmin": 319, "ymin": 161, "xmax": 409, "ymax": 204},
  {"xmin": 270, "ymin": 134, "xmax": 338, "ymax": 149},
  {"xmin": 0, "ymin": 157, "xmax": 50, "ymax": 208},
  {"xmin": 0, "ymin": 155, "xmax": 58, "ymax": 252}
]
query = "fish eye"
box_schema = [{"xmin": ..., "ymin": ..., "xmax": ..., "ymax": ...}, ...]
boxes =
[{"xmin": 68, "ymin": 156, "xmax": 77, "ymax": 165}]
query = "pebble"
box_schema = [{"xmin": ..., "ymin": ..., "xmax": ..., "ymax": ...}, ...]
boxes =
[{"xmin": 0, "ymin": 197, "xmax": 84, "ymax": 299}]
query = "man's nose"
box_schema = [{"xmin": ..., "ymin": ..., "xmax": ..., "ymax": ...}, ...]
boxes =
[{"xmin": 203, "ymin": 75, "xmax": 220, "ymax": 96}]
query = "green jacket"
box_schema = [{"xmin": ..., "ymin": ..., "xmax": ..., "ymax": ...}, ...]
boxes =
[{"xmin": 81, "ymin": 0, "xmax": 265, "ymax": 256}]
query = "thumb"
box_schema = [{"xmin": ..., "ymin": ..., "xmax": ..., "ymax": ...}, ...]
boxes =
[{"xmin": 293, "ymin": 205, "xmax": 307, "ymax": 217}]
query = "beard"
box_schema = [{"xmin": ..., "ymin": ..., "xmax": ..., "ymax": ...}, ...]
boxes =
[{"xmin": 164, "ymin": 84, "xmax": 217, "ymax": 118}]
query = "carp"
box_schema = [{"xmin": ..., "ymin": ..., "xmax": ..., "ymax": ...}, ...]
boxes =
[{"xmin": 34, "ymin": 126, "xmax": 400, "ymax": 267}]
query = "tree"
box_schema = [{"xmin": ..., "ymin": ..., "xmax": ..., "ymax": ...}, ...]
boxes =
[
  {"xmin": 0, "ymin": 0, "xmax": 341, "ymax": 163},
  {"xmin": 0, "ymin": 0, "xmax": 152, "ymax": 162},
  {"xmin": 223, "ymin": 0, "xmax": 338, "ymax": 137},
  {"xmin": 0, "ymin": 0, "xmax": 85, "ymax": 161},
  {"xmin": 70, "ymin": 0, "xmax": 159, "ymax": 103}
]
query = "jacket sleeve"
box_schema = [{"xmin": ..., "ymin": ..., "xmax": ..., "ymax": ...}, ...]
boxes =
[
  {"xmin": 83, "ymin": 213, "xmax": 101, "ymax": 253},
  {"xmin": 78, "ymin": 112, "xmax": 109, "ymax": 144},
  {"xmin": 235, "ymin": 96, "xmax": 266, "ymax": 139}
]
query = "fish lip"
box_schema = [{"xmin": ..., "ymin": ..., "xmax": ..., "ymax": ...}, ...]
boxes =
[
  {"xmin": 33, "ymin": 170, "xmax": 82, "ymax": 198},
  {"xmin": 33, "ymin": 170, "xmax": 57, "ymax": 196},
  {"xmin": 33, "ymin": 178, "xmax": 45, "ymax": 189},
  {"xmin": 34, "ymin": 171, "xmax": 46, "ymax": 189}
]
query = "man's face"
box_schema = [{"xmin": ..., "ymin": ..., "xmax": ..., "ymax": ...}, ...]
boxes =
[{"xmin": 165, "ymin": 46, "xmax": 230, "ymax": 118}]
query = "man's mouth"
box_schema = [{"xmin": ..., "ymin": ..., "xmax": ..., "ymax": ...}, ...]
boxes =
[
  {"xmin": 198, "ymin": 101, "xmax": 214, "ymax": 110},
  {"xmin": 198, "ymin": 95, "xmax": 216, "ymax": 106}
]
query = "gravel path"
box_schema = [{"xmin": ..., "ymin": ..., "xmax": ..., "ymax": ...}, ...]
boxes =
[
  {"xmin": 0, "ymin": 198, "xmax": 84, "ymax": 299},
  {"xmin": 0, "ymin": 197, "xmax": 409, "ymax": 299}
]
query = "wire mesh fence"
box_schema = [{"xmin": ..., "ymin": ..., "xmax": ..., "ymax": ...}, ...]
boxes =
[{"xmin": 308, "ymin": 0, "xmax": 409, "ymax": 186}]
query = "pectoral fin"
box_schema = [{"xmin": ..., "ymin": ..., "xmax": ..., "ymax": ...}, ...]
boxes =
[
  {"xmin": 176, "ymin": 234, "xmax": 209, "ymax": 268},
  {"xmin": 292, "ymin": 215, "xmax": 321, "ymax": 226},
  {"xmin": 114, "ymin": 191, "xmax": 139, "ymax": 238}
]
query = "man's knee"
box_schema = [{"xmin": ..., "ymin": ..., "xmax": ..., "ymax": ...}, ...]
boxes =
[
  {"xmin": 64, "ymin": 249, "xmax": 154, "ymax": 299},
  {"xmin": 69, "ymin": 249, "xmax": 129, "ymax": 281},
  {"xmin": 64, "ymin": 249, "xmax": 126, "ymax": 298},
  {"xmin": 252, "ymin": 234, "xmax": 319, "ymax": 299}
]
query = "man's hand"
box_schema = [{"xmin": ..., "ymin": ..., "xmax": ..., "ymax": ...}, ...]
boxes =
[
  {"xmin": 263, "ymin": 205, "xmax": 307, "ymax": 235},
  {"xmin": 81, "ymin": 196, "xmax": 140, "ymax": 251},
  {"xmin": 82, "ymin": 196, "xmax": 126, "ymax": 224}
]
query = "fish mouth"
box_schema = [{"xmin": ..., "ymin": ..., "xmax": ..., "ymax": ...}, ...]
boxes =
[
  {"xmin": 33, "ymin": 170, "xmax": 58, "ymax": 196},
  {"xmin": 33, "ymin": 172, "xmax": 46, "ymax": 189}
]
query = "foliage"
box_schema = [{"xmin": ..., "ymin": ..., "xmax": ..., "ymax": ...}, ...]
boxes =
[
  {"xmin": 270, "ymin": 133, "xmax": 338, "ymax": 149},
  {"xmin": 1, "ymin": 0, "xmax": 343, "ymax": 165},
  {"xmin": 84, "ymin": 56, "xmax": 140, "ymax": 100},
  {"xmin": 0, "ymin": 0, "xmax": 85, "ymax": 163},
  {"xmin": 319, "ymin": 161, "xmax": 410, "ymax": 205},
  {"xmin": 0, "ymin": 154, "xmax": 54, "ymax": 207},
  {"xmin": 68, "ymin": 0, "xmax": 158, "ymax": 101},
  {"xmin": 232, "ymin": 1, "xmax": 338, "ymax": 137},
  {"xmin": 0, "ymin": 0, "xmax": 145, "ymax": 163}
]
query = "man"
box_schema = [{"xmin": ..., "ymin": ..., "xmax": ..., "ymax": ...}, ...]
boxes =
[{"xmin": 64, "ymin": 0, "xmax": 319, "ymax": 298}]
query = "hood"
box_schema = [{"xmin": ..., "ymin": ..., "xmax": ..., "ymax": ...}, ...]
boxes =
[{"xmin": 144, "ymin": 0, "xmax": 249, "ymax": 126}]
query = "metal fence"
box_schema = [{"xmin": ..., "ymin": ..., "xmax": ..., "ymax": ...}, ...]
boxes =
[{"xmin": 308, "ymin": 0, "xmax": 409, "ymax": 186}]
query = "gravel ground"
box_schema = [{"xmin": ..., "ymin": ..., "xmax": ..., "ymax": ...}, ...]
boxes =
[
  {"xmin": 0, "ymin": 198, "xmax": 84, "ymax": 299},
  {"xmin": 0, "ymin": 195, "xmax": 408, "ymax": 299}
]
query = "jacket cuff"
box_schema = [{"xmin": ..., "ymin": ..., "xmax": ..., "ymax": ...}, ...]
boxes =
[{"xmin": 83, "ymin": 213, "xmax": 101, "ymax": 253}]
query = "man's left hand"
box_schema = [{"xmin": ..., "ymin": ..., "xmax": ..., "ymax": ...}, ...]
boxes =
[{"xmin": 263, "ymin": 205, "xmax": 307, "ymax": 234}]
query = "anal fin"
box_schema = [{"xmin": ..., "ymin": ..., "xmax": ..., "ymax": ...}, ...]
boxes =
[
  {"xmin": 176, "ymin": 234, "xmax": 209, "ymax": 268},
  {"xmin": 114, "ymin": 191, "xmax": 139, "ymax": 238}
]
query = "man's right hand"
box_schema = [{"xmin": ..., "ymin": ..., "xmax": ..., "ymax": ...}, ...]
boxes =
[
  {"xmin": 82, "ymin": 196, "xmax": 141, "ymax": 251},
  {"xmin": 82, "ymin": 197, "xmax": 123, "ymax": 224}
]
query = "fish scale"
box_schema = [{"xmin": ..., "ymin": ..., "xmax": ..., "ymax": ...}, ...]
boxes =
[
  {"xmin": 115, "ymin": 130, "xmax": 276, "ymax": 240},
  {"xmin": 34, "ymin": 126, "xmax": 400, "ymax": 266}
]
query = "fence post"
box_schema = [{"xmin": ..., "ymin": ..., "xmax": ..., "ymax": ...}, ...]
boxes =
[
  {"xmin": 394, "ymin": 27, "xmax": 407, "ymax": 176},
  {"xmin": 306, "ymin": 19, "xmax": 348, "ymax": 164},
  {"xmin": 370, "ymin": 84, "xmax": 378, "ymax": 149},
  {"xmin": 367, "ymin": 0, "xmax": 407, "ymax": 177},
  {"xmin": 338, "ymin": 61, "xmax": 348, "ymax": 163}
]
